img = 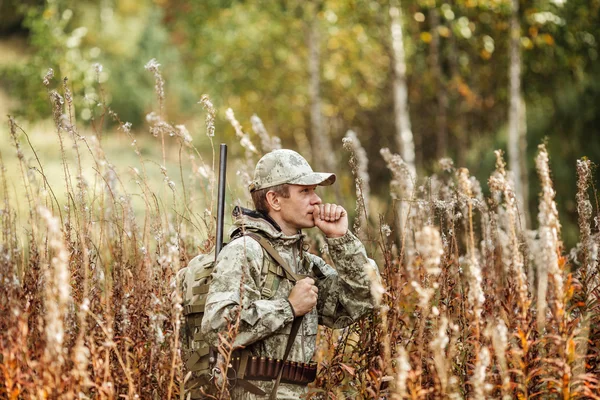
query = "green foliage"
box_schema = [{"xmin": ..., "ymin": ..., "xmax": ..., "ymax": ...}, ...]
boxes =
[{"xmin": 1, "ymin": 0, "xmax": 193, "ymax": 126}]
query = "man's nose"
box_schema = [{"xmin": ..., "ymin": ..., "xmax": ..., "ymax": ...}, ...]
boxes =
[{"xmin": 311, "ymin": 192, "xmax": 321, "ymax": 205}]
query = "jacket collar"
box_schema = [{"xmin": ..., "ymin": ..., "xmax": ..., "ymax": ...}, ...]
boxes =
[{"xmin": 230, "ymin": 206, "xmax": 305, "ymax": 244}]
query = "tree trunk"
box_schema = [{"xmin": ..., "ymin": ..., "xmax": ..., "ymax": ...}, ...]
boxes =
[
  {"xmin": 519, "ymin": 97, "xmax": 529, "ymax": 226},
  {"xmin": 307, "ymin": 7, "xmax": 335, "ymax": 172},
  {"xmin": 389, "ymin": 1, "xmax": 415, "ymax": 246},
  {"xmin": 508, "ymin": 0, "xmax": 530, "ymax": 227},
  {"xmin": 429, "ymin": 6, "xmax": 448, "ymax": 160},
  {"xmin": 448, "ymin": 26, "xmax": 466, "ymax": 168},
  {"xmin": 390, "ymin": 0, "xmax": 416, "ymax": 178}
]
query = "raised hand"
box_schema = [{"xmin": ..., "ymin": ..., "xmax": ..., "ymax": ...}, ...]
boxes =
[{"xmin": 312, "ymin": 203, "xmax": 348, "ymax": 239}]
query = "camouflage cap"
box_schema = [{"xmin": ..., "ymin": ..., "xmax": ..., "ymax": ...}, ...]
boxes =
[{"xmin": 249, "ymin": 149, "xmax": 336, "ymax": 192}]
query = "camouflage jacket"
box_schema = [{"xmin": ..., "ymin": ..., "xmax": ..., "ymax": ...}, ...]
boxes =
[{"xmin": 201, "ymin": 207, "xmax": 380, "ymax": 399}]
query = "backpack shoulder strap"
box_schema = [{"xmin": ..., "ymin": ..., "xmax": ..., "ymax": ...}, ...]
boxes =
[{"xmin": 244, "ymin": 232, "xmax": 302, "ymax": 283}]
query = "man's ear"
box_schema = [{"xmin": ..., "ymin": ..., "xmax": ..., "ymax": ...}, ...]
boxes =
[{"xmin": 265, "ymin": 191, "xmax": 281, "ymax": 212}]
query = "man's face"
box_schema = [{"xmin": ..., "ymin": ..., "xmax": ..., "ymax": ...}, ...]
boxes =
[{"xmin": 276, "ymin": 184, "xmax": 322, "ymax": 232}]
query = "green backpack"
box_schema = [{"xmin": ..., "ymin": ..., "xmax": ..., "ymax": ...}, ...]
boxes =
[{"xmin": 178, "ymin": 233, "xmax": 303, "ymax": 399}]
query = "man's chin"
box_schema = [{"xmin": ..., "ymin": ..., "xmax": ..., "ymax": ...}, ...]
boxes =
[{"xmin": 303, "ymin": 219, "xmax": 316, "ymax": 229}]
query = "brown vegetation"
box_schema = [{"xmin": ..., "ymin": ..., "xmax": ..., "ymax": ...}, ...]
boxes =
[{"xmin": 1, "ymin": 62, "xmax": 600, "ymax": 399}]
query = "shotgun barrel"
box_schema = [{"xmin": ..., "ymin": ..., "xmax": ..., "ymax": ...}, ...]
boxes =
[{"xmin": 215, "ymin": 144, "xmax": 227, "ymax": 260}]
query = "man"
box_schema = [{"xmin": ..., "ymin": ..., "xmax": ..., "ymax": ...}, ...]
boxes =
[{"xmin": 202, "ymin": 149, "xmax": 380, "ymax": 399}]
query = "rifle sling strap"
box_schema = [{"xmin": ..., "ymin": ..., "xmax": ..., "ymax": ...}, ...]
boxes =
[
  {"xmin": 237, "ymin": 378, "xmax": 267, "ymax": 396},
  {"xmin": 245, "ymin": 233, "xmax": 303, "ymax": 283},
  {"xmin": 243, "ymin": 233, "xmax": 306, "ymax": 399},
  {"xmin": 269, "ymin": 316, "xmax": 303, "ymax": 400}
]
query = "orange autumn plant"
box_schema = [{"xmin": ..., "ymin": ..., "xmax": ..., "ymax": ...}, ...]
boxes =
[{"xmin": 2, "ymin": 62, "xmax": 600, "ymax": 400}]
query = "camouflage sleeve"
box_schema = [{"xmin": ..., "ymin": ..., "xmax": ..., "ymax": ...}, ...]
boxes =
[
  {"xmin": 201, "ymin": 236, "xmax": 295, "ymax": 349},
  {"xmin": 310, "ymin": 230, "xmax": 380, "ymax": 328}
]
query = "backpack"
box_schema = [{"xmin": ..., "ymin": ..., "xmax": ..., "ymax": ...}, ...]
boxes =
[{"xmin": 178, "ymin": 233, "xmax": 302, "ymax": 399}]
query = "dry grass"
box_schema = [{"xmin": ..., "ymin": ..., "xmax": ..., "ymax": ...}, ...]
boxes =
[{"xmin": 2, "ymin": 62, "xmax": 600, "ymax": 400}]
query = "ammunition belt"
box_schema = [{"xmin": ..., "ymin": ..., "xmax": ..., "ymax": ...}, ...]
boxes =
[{"xmin": 232, "ymin": 356, "xmax": 317, "ymax": 385}]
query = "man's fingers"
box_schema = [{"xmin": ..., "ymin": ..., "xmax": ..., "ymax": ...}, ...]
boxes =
[
  {"xmin": 334, "ymin": 205, "xmax": 344, "ymax": 220},
  {"xmin": 315, "ymin": 204, "xmax": 348, "ymax": 222},
  {"xmin": 313, "ymin": 205, "xmax": 320, "ymax": 220},
  {"xmin": 297, "ymin": 277, "xmax": 318, "ymax": 299},
  {"xmin": 301, "ymin": 277, "xmax": 315, "ymax": 286},
  {"xmin": 288, "ymin": 279, "xmax": 318, "ymax": 316}
]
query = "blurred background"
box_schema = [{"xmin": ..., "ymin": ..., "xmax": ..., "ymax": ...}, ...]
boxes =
[{"xmin": 0, "ymin": 0, "xmax": 599, "ymax": 247}]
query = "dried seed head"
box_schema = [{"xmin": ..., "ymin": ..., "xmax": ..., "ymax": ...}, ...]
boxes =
[
  {"xmin": 430, "ymin": 317, "xmax": 450, "ymax": 390},
  {"xmin": 365, "ymin": 262, "xmax": 384, "ymax": 307},
  {"xmin": 536, "ymin": 144, "xmax": 563, "ymax": 320},
  {"xmin": 146, "ymin": 112, "xmax": 160, "ymax": 125},
  {"xmin": 43, "ymin": 68, "xmax": 54, "ymax": 86},
  {"xmin": 457, "ymin": 168, "xmax": 473, "ymax": 199},
  {"xmin": 576, "ymin": 158, "xmax": 593, "ymax": 251},
  {"xmin": 49, "ymin": 90, "xmax": 65, "ymax": 125},
  {"xmin": 343, "ymin": 130, "xmax": 370, "ymax": 233},
  {"xmin": 415, "ymin": 226, "xmax": 443, "ymax": 275},
  {"xmin": 490, "ymin": 150, "xmax": 529, "ymax": 317},
  {"xmin": 175, "ymin": 124, "xmax": 192, "ymax": 144},
  {"xmin": 226, "ymin": 108, "xmax": 257, "ymax": 154},
  {"xmin": 199, "ymin": 95, "xmax": 216, "ymax": 137},
  {"xmin": 381, "ymin": 224, "xmax": 392, "ymax": 237},
  {"xmin": 490, "ymin": 318, "xmax": 510, "ymax": 393},
  {"xmin": 145, "ymin": 58, "xmax": 165, "ymax": 105},
  {"xmin": 471, "ymin": 347, "xmax": 491, "ymax": 400},
  {"xmin": 93, "ymin": 63, "xmax": 103, "ymax": 82},
  {"xmin": 381, "ymin": 147, "xmax": 413, "ymax": 199},
  {"xmin": 395, "ymin": 347, "xmax": 411, "ymax": 397},
  {"xmin": 464, "ymin": 255, "xmax": 485, "ymax": 319},
  {"xmin": 438, "ymin": 157, "xmax": 454, "ymax": 172},
  {"xmin": 251, "ymin": 114, "xmax": 281, "ymax": 152},
  {"xmin": 38, "ymin": 206, "xmax": 71, "ymax": 369}
]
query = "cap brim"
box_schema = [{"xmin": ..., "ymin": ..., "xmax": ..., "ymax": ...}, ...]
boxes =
[{"xmin": 288, "ymin": 172, "xmax": 336, "ymax": 187}]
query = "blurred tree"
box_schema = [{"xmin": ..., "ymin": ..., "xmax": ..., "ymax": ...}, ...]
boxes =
[
  {"xmin": 390, "ymin": 0, "xmax": 416, "ymax": 177},
  {"xmin": 0, "ymin": 0, "xmax": 41, "ymax": 34},
  {"xmin": 522, "ymin": 0, "xmax": 600, "ymax": 242},
  {"xmin": 307, "ymin": 0, "xmax": 336, "ymax": 173},
  {"xmin": 508, "ymin": 0, "xmax": 530, "ymax": 227},
  {"xmin": 0, "ymin": 0, "xmax": 191, "ymax": 126},
  {"xmin": 428, "ymin": 3, "xmax": 449, "ymax": 160}
]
